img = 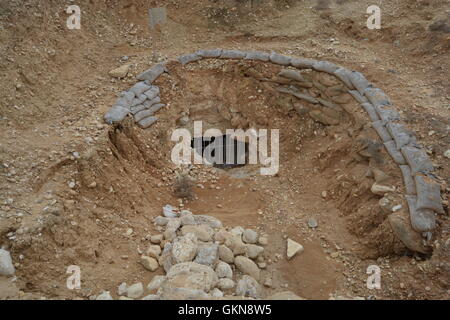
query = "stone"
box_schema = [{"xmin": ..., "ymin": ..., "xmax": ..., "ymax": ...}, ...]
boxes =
[
  {"xmin": 211, "ymin": 288, "xmax": 224, "ymax": 298},
  {"xmin": 147, "ymin": 275, "xmax": 166, "ymax": 291},
  {"xmin": 166, "ymin": 218, "xmax": 181, "ymax": 231},
  {"xmin": 146, "ymin": 245, "xmax": 162, "ymax": 258},
  {"xmin": 0, "ymin": 249, "xmax": 15, "ymax": 276},
  {"xmin": 138, "ymin": 116, "xmax": 158, "ymax": 129},
  {"xmin": 406, "ymin": 195, "xmax": 436, "ymax": 232},
  {"xmin": 181, "ymin": 225, "xmax": 214, "ymax": 242},
  {"xmin": 218, "ymin": 245, "xmax": 234, "ymax": 264},
  {"xmin": 162, "ymin": 204, "xmax": 178, "ymax": 218},
  {"xmin": 215, "ymin": 261, "xmax": 233, "ymax": 279},
  {"xmin": 278, "ymin": 69, "xmax": 305, "ymax": 82},
  {"xmin": 193, "ymin": 215, "xmax": 223, "ymax": 228},
  {"xmin": 242, "ymin": 229, "xmax": 258, "ymax": 244},
  {"xmin": 230, "ymin": 226, "xmax": 244, "ymax": 236},
  {"xmin": 307, "ymin": 218, "xmax": 318, "ymax": 228},
  {"xmin": 117, "ymin": 282, "xmax": 127, "ymax": 296},
  {"xmin": 96, "ymin": 291, "xmax": 113, "ymax": 300},
  {"xmin": 287, "ymin": 239, "xmax": 304, "ymax": 260},
  {"xmin": 269, "ymin": 53, "xmax": 291, "ymax": 66},
  {"xmin": 245, "ymin": 244, "xmax": 264, "ymax": 259},
  {"xmin": 141, "ymin": 256, "xmax": 159, "ymax": 271},
  {"xmin": 444, "ymin": 150, "xmax": 450, "ymax": 159},
  {"xmin": 235, "ymin": 275, "xmax": 262, "ymax": 299},
  {"xmin": 104, "ymin": 106, "xmax": 129, "ymax": 124},
  {"xmin": 158, "ymin": 287, "xmax": 209, "ymax": 300},
  {"xmin": 109, "ymin": 64, "xmax": 131, "ymax": 78},
  {"xmin": 234, "ymin": 256, "xmax": 260, "ymax": 280},
  {"xmin": 225, "ymin": 234, "xmax": 247, "ymax": 256},
  {"xmin": 142, "ymin": 294, "xmax": 160, "ymax": 300},
  {"xmin": 215, "ymin": 229, "xmax": 232, "ymax": 243},
  {"xmin": 154, "ymin": 216, "xmax": 169, "ymax": 226},
  {"xmin": 371, "ymin": 183, "xmax": 396, "ymax": 195},
  {"xmin": 172, "ymin": 233, "xmax": 198, "ymax": 264},
  {"xmin": 194, "ymin": 243, "xmax": 219, "ymax": 267},
  {"xmin": 268, "ymin": 291, "xmax": 304, "ymax": 300},
  {"xmin": 220, "ymin": 49, "xmax": 246, "ymax": 59},
  {"xmin": 258, "ymin": 236, "xmax": 268, "ymax": 246},
  {"xmin": 137, "ymin": 63, "xmax": 166, "ymax": 83},
  {"xmin": 218, "ymin": 278, "xmax": 235, "ymax": 290},
  {"xmin": 401, "ymin": 146, "xmax": 434, "ymax": 174},
  {"xmin": 150, "ymin": 234, "xmax": 163, "ymax": 244},
  {"xmin": 127, "ymin": 283, "xmax": 144, "ymax": 299},
  {"xmin": 164, "ymin": 262, "xmax": 218, "ymax": 293},
  {"xmin": 159, "ymin": 243, "xmax": 175, "ymax": 273},
  {"xmin": 415, "ymin": 175, "xmax": 444, "ymax": 214},
  {"xmin": 178, "ymin": 53, "xmax": 201, "ymax": 65}
]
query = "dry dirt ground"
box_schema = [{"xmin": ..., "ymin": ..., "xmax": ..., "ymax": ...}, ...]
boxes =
[{"xmin": 0, "ymin": 0, "xmax": 449, "ymax": 300}]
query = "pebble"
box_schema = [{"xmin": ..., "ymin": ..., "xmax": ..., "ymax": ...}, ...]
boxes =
[
  {"xmin": 127, "ymin": 282, "xmax": 144, "ymax": 299},
  {"xmin": 0, "ymin": 249, "xmax": 15, "ymax": 276},
  {"xmin": 307, "ymin": 218, "xmax": 318, "ymax": 228},
  {"xmin": 242, "ymin": 229, "xmax": 258, "ymax": 244},
  {"xmin": 234, "ymin": 256, "xmax": 261, "ymax": 280},
  {"xmin": 140, "ymin": 256, "xmax": 159, "ymax": 271},
  {"xmin": 215, "ymin": 261, "xmax": 233, "ymax": 279},
  {"xmin": 96, "ymin": 291, "xmax": 113, "ymax": 300},
  {"xmin": 287, "ymin": 239, "xmax": 304, "ymax": 260}
]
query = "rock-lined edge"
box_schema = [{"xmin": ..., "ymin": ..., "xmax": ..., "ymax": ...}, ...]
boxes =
[{"xmin": 103, "ymin": 49, "xmax": 443, "ymax": 239}]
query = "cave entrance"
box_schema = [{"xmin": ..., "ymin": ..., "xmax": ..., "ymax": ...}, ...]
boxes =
[{"xmin": 191, "ymin": 135, "xmax": 249, "ymax": 168}]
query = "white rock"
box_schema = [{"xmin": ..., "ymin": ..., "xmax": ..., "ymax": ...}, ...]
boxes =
[
  {"xmin": 148, "ymin": 275, "xmax": 166, "ymax": 291},
  {"xmin": 444, "ymin": 150, "xmax": 450, "ymax": 159},
  {"xmin": 234, "ymin": 256, "xmax": 260, "ymax": 280},
  {"xmin": 163, "ymin": 205, "xmax": 178, "ymax": 218},
  {"xmin": 117, "ymin": 282, "xmax": 127, "ymax": 296},
  {"xmin": 211, "ymin": 288, "xmax": 224, "ymax": 298},
  {"xmin": 235, "ymin": 275, "xmax": 262, "ymax": 298},
  {"xmin": 146, "ymin": 245, "xmax": 162, "ymax": 258},
  {"xmin": 127, "ymin": 282, "xmax": 144, "ymax": 299},
  {"xmin": 218, "ymin": 245, "xmax": 234, "ymax": 263},
  {"xmin": 218, "ymin": 278, "xmax": 235, "ymax": 290},
  {"xmin": 172, "ymin": 233, "xmax": 198, "ymax": 263},
  {"xmin": 96, "ymin": 291, "xmax": 113, "ymax": 300},
  {"xmin": 141, "ymin": 256, "xmax": 159, "ymax": 271},
  {"xmin": 0, "ymin": 249, "xmax": 15, "ymax": 276},
  {"xmin": 287, "ymin": 239, "xmax": 304, "ymax": 260},
  {"xmin": 371, "ymin": 183, "xmax": 396, "ymax": 195},
  {"xmin": 194, "ymin": 243, "xmax": 219, "ymax": 266},
  {"xmin": 242, "ymin": 229, "xmax": 258, "ymax": 244},
  {"xmin": 215, "ymin": 261, "xmax": 233, "ymax": 279}
]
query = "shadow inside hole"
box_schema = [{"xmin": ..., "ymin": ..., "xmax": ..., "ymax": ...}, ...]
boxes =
[{"xmin": 191, "ymin": 135, "xmax": 249, "ymax": 169}]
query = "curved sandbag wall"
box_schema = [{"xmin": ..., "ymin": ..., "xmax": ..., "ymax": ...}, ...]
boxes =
[{"xmin": 103, "ymin": 49, "xmax": 443, "ymax": 253}]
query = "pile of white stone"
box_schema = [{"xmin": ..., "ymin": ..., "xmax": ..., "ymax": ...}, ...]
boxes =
[{"xmin": 96, "ymin": 205, "xmax": 303, "ymax": 300}]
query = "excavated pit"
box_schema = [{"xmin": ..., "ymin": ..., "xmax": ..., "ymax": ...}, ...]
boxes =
[{"xmin": 7, "ymin": 52, "xmax": 442, "ymax": 300}]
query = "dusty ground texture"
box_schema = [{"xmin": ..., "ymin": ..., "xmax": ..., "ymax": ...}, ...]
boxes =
[{"xmin": 0, "ymin": 0, "xmax": 449, "ymax": 300}]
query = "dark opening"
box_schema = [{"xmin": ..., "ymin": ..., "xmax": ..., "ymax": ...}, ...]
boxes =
[{"xmin": 191, "ymin": 135, "xmax": 248, "ymax": 168}]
